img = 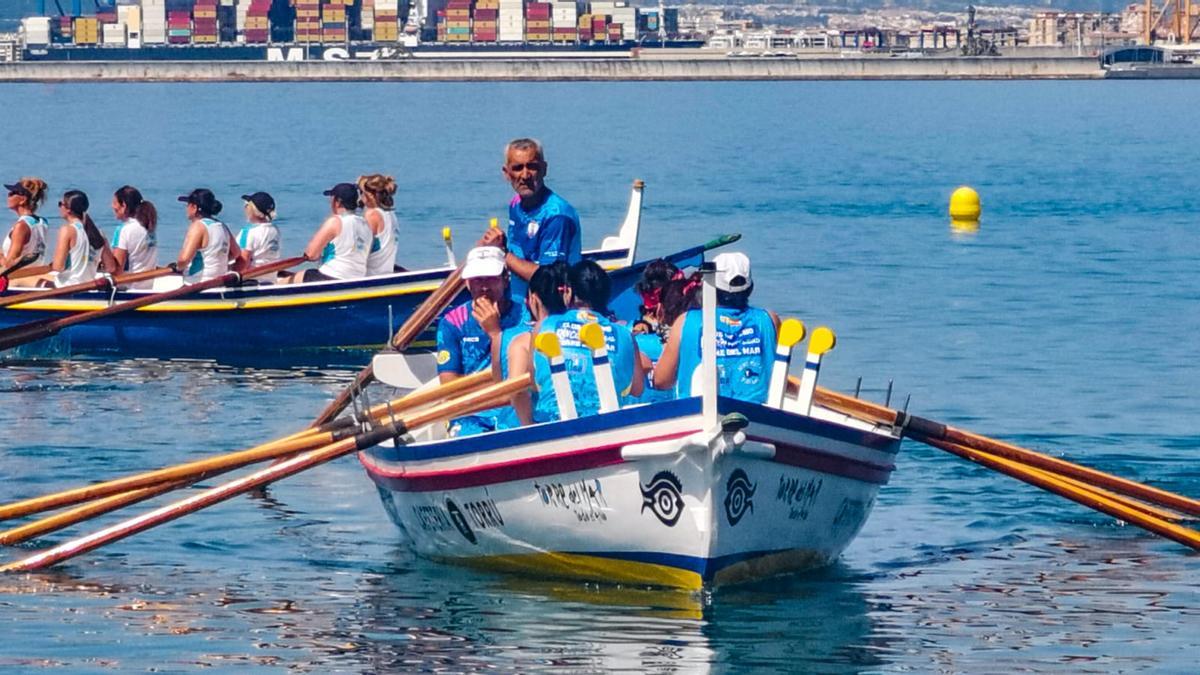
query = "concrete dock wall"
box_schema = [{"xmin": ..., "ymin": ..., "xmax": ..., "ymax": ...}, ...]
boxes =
[{"xmin": 0, "ymin": 57, "xmax": 1104, "ymax": 82}]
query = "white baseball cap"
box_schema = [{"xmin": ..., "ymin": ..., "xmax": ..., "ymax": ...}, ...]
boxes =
[
  {"xmin": 713, "ymin": 252, "xmax": 752, "ymax": 293},
  {"xmin": 462, "ymin": 246, "xmax": 507, "ymax": 279}
]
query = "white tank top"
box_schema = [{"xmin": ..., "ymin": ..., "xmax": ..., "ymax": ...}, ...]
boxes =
[
  {"xmin": 317, "ymin": 213, "xmax": 370, "ymax": 280},
  {"xmin": 236, "ymin": 222, "xmax": 280, "ymax": 265},
  {"xmin": 366, "ymin": 208, "xmax": 399, "ymax": 277},
  {"xmin": 55, "ymin": 220, "xmax": 101, "ymax": 287},
  {"xmin": 113, "ymin": 217, "xmax": 158, "ymax": 289},
  {"xmin": 3, "ymin": 214, "xmax": 49, "ymax": 265},
  {"xmin": 184, "ymin": 218, "xmax": 232, "ymax": 284}
]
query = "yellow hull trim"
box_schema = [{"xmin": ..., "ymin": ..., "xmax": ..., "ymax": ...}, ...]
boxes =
[
  {"xmin": 447, "ymin": 551, "xmax": 705, "ymax": 591},
  {"xmin": 5, "ymin": 262, "xmax": 623, "ymax": 313}
]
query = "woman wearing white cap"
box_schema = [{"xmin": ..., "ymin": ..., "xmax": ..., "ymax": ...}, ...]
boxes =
[
  {"xmin": 282, "ymin": 183, "xmax": 370, "ymax": 284},
  {"xmin": 652, "ymin": 251, "xmax": 780, "ymax": 404}
]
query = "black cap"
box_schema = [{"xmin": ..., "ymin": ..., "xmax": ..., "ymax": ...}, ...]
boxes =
[
  {"xmin": 4, "ymin": 182, "xmax": 30, "ymax": 198},
  {"xmin": 323, "ymin": 182, "xmax": 359, "ymax": 207},
  {"xmin": 178, "ymin": 188, "xmax": 222, "ymax": 216},
  {"xmin": 241, "ymin": 191, "xmax": 276, "ymax": 216}
]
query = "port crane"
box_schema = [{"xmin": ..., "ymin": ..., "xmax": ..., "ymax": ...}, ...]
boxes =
[{"xmin": 1144, "ymin": 0, "xmax": 1199, "ymax": 44}]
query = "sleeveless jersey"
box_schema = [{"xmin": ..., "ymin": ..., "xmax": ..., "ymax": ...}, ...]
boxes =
[
  {"xmin": 112, "ymin": 217, "xmax": 158, "ymax": 289},
  {"xmin": 183, "ymin": 218, "xmax": 232, "ymax": 284},
  {"xmin": 55, "ymin": 220, "xmax": 101, "ymax": 287},
  {"xmin": 675, "ymin": 306, "xmax": 777, "ymax": 404},
  {"xmin": 532, "ymin": 308, "xmax": 636, "ymax": 423},
  {"xmin": 365, "ymin": 208, "xmax": 399, "ymax": 277},
  {"xmin": 631, "ymin": 332, "xmax": 675, "ymax": 405},
  {"xmin": 317, "ymin": 213, "xmax": 370, "ymax": 280},
  {"xmin": 3, "ymin": 214, "xmax": 49, "ymax": 265},
  {"xmin": 236, "ymin": 222, "xmax": 281, "ymax": 266}
]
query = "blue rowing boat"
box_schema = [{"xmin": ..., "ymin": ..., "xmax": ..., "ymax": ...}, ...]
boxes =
[{"xmin": 0, "ymin": 182, "xmax": 727, "ymax": 363}]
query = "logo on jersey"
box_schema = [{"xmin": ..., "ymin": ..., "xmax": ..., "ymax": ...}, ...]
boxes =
[
  {"xmin": 526, "ymin": 220, "xmax": 540, "ymax": 238},
  {"xmin": 436, "ymin": 350, "xmax": 451, "ymax": 365}
]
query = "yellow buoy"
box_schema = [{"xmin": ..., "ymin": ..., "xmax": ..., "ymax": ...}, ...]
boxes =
[{"xmin": 949, "ymin": 186, "xmax": 981, "ymax": 226}]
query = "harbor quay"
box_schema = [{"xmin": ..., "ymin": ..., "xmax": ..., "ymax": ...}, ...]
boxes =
[{"xmin": 0, "ymin": 54, "xmax": 1103, "ymax": 81}]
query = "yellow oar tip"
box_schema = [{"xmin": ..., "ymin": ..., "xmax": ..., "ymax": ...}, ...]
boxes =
[
  {"xmin": 778, "ymin": 318, "xmax": 806, "ymax": 348},
  {"xmin": 809, "ymin": 327, "xmax": 836, "ymax": 355},
  {"xmin": 442, "ymin": 227, "xmax": 452, "ymax": 241},
  {"xmin": 534, "ymin": 332, "xmax": 562, "ymax": 359},
  {"xmin": 579, "ymin": 322, "xmax": 606, "ymax": 351},
  {"xmin": 489, "ymin": 217, "xmax": 499, "ymax": 229}
]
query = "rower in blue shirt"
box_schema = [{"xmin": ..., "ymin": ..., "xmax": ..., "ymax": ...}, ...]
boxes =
[
  {"xmin": 478, "ymin": 138, "xmax": 582, "ymax": 302},
  {"xmin": 435, "ymin": 245, "xmax": 527, "ymax": 437},
  {"xmin": 653, "ymin": 252, "xmax": 781, "ymax": 404}
]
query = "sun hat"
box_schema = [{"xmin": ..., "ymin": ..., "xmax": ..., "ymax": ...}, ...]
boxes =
[
  {"xmin": 713, "ymin": 252, "xmax": 752, "ymax": 293},
  {"xmin": 462, "ymin": 246, "xmax": 507, "ymax": 280}
]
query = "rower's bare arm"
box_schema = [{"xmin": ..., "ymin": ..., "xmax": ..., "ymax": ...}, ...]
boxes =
[
  {"xmin": 628, "ymin": 342, "xmax": 645, "ymax": 398},
  {"xmin": 227, "ymin": 234, "xmax": 246, "ymax": 271},
  {"xmin": 504, "ymin": 253, "xmax": 538, "ymax": 281},
  {"xmin": 364, "ymin": 209, "xmax": 385, "ymax": 236},
  {"xmin": 175, "ymin": 223, "xmax": 204, "ymax": 270},
  {"xmin": 302, "ymin": 217, "xmax": 340, "ymax": 261},
  {"xmin": 2, "ymin": 222, "xmax": 30, "ymax": 267},
  {"xmin": 507, "ymin": 333, "xmax": 534, "ymax": 426},
  {"xmin": 51, "ymin": 225, "xmax": 72, "ymax": 272},
  {"xmin": 652, "ymin": 315, "xmax": 687, "ymax": 391},
  {"xmin": 98, "ymin": 243, "xmax": 119, "ymax": 275},
  {"xmin": 111, "ymin": 246, "xmax": 128, "ymax": 271}
]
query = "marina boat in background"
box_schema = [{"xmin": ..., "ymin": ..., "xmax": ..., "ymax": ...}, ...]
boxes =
[
  {"xmin": 0, "ymin": 182, "xmax": 645, "ymax": 362},
  {"xmin": 359, "ymin": 265, "xmax": 901, "ymax": 590}
]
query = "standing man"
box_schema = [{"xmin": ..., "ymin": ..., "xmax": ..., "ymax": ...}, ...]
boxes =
[
  {"xmin": 479, "ymin": 138, "xmax": 582, "ymax": 302},
  {"xmin": 436, "ymin": 246, "xmax": 527, "ymax": 437}
]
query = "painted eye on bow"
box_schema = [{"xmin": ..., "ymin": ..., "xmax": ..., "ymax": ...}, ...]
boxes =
[
  {"xmin": 724, "ymin": 469, "xmax": 757, "ymax": 526},
  {"xmin": 640, "ymin": 470, "xmax": 684, "ymax": 527}
]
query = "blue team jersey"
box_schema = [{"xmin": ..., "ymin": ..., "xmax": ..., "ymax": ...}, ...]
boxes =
[
  {"xmin": 676, "ymin": 306, "xmax": 777, "ymax": 404},
  {"xmin": 630, "ymin": 332, "xmax": 675, "ymax": 405},
  {"xmin": 507, "ymin": 188, "xmax": 582, "ymax": 301},
  {"xmin": 436, "ymin": 298, "xmax": 526, "ymax": 436},
  {"xmin": 532, "ymin": 308, "xmax": 636, "ymax": 423}
]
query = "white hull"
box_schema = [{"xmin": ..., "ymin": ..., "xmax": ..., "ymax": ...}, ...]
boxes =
[{"xmin": 361, "ymin": 397, "xmax": 900, "ymax": 590}]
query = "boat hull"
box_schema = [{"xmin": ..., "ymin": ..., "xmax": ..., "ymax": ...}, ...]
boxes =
[{"xmin": 361, "ymin": 397, "xmax": 900, "ymax": 590}]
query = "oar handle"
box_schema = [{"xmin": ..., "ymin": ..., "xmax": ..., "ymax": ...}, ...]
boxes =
[
  {"xmin": 0, "ymin": 252, "xmax": 41, "ymax": 278},
  {"xmin": 0, "ymin": 265, "xmax": 178, "ymax": 309}
]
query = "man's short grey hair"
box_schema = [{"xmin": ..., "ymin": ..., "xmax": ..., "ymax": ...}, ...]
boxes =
[{"xmin": 505, "ymin": 137, "xmax": 545, "ymax": 161}]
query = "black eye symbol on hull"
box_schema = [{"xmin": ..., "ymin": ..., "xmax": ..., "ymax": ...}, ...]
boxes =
[
  {"xmin": 640, "ymin": 471, "xmax": 684, "ymax": 527},
  {"xmin": 724, "ymin": 469, "xmax": 756, "ymax": 526}
]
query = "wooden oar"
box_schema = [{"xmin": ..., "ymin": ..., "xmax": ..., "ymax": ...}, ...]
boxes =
[
  {"xmin": 8, "ymin": 264, "xmax": 52, "ymax": 280},
  {"xmin": 0, "ymin": 479, "xmax": 191, "ymax": 545},
  {"xmin": 311, "ymin": 265, "xmax": 465, "ymax": 426},
  {"xmin": 798, "ymin": 378, "xmax": 1200, "ymax": 518},
  {"xmin": 926, "ymin": 437, "xmax": 1200, "ymax": 551},
  {"xmin": 0, "ymin": 256, "xmax": 305, "ymax": 352},
  {"xmin": 0, "ymin": 374, "xmax": 531, "ymax": 573},
  {"xmin": 0, "ymin": 265, "xmax": 179, "ymax": 309},
  {"xmin": 0, "ymin": 370, "xmax": 495, "ymax": 523}
]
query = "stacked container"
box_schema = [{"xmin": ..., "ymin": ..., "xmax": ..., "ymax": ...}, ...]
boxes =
[
  {"xmin": 589, "ymin": 1, "xmax": 636, "ymax": 41},
  {"xmin": 498, "ymin": 0, "xmax": 523, "ymax": 42},
  {"xmin": 242, "ymin": 0, "xmax": 271, "ymax": 43},
  {"xmin": 473, "ymin": 0, "xmax": 498, "ymax": 43},
  {"xmin": 102, "ymin": 22, "xmax": 128, "ymax": 46},
  {"xmin": 167, "ymin": 9, "xmax": 192, "ymax": 44},
  {"xmin": 55, "ymin": 16, "xmax": 74, "ymax": 44},
  {"xmin": 117, "ymin": 4, "xmax": 142, "ymax": 47},
  {"xmin": 525, "ymin": 2, "xmax": 550, "ymax": 42},
  {"xmin": 589, "ymin": 13, "xmax": 606, "ymax": 42},
  {"xmin": 294, "ymin": 0, "xmax": 321, "ymax": 42},
  {"xmin": 323, "ymin": 0, "xmax": 347, "ymax": 42},
  {"xmin": 440, "ymin": 0, "xmax": 471, "ymax": 43},
  {"xmin": 374, "ymin": 0, "xmax": 400, "ymax": 41},
  {"xmin": 142, "ymin": 0, "xmax": 167, "ymax": 44},
  {"xmin": 192, "ymin": 0, "xmax": 218, "ymax": 43},
  {"xmin": 21, "ymin": 17, "xmax": 53, "ymax": 46},
  {"xmin": 551, "ymin": 0, "xmax": 576, "ymax": 42},
  {"xmin": 73, "ymin": 17, "xmax": 99, "ymax": 45}
]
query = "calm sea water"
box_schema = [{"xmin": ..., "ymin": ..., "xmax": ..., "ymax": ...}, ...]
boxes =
[{"xmin": 1, "ymin": 81, "xmax": 1198, "ymax": 673}]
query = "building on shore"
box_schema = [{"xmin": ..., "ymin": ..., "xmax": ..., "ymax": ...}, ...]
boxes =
[{"xmin": 1028, "ymin": 11, "xmax": 1139, "ymax": 49}]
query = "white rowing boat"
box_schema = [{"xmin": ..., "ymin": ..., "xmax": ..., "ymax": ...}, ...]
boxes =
[{"xmin": 358, "ymin": 262, "xmax": 901, "ymax": 590}]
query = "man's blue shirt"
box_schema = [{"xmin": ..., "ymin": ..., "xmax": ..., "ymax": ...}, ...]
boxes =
[{"xmin": 507, "ymin": 188, "xmax": 582, "ymax": 301}]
